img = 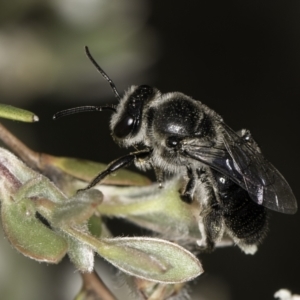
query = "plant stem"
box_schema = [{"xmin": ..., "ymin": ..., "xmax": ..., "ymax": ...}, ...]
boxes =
[
  {"xmin": 0, "ymin": 122, "xmax": 40, "ymax": 168},
  {"xmin": 80, "ymin": 271, "xmax": 117, "ymax": 300}
]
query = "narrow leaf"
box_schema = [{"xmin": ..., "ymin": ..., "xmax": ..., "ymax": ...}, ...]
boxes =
[
  {"xmin": 45, "ymin": 156, "xmax": 151, "ymax": 186},
  {"xmin": 0, "ymin": 104, "xmax": 39, "ymax": 122}
]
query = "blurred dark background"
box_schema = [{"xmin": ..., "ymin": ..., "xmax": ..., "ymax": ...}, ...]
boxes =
[{"xmin": 0, "ymin": 1, "xmax": 299, "ymax": 299}]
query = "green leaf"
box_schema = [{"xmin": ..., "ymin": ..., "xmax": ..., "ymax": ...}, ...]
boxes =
[
  {"xmin": 65, "ymin": 227, "xmax": 203, "ymax": 283},
  {"xmin": 64, "ymin": 233, "xmax": 94, "ymax": 272},
  {"xmin": 1, "ymin": 197, "xmax": 67, "ymax": 263},
  {"xmin": 46, "ymin": 156, "xmax": 151, "ymax": 186},
  {"xmin": 87, "ymin": 215, "xmax": 102, "ymax": 238},
  {"xmin": 50, "ymin": 189, "xmax": 103, "ymax": 226},
  {"xmin": 97, "ymin": 237, "xmax": 203, "ymax": 283},
  {"xmin": 0, "ymin": 104, "xmax": 39, "ymax": 122},
  {"xmin": 97, "ymin": 180, "xmax": 201, "ymax": 241}
]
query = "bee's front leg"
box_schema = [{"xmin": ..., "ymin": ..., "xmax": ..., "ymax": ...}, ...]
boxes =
[{"xmin": 78, "ymin": 149, "xmax": 151, "ymax": 192}]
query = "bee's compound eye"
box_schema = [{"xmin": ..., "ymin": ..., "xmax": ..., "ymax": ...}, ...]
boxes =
[
  {"xmin": 114, "ymin": 116, "xmax": 134, "ymax": 138},
  {"xmin": 166, "ymin": 136, "xmax": 181, "ymax": 148}
]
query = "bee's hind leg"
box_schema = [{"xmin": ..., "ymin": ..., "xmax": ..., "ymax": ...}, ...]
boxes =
[{"xmin": 197, "ymin": 174, "xmax": 224, "ymax": 252}]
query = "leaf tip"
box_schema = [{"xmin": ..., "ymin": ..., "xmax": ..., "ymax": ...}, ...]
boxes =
[{"xmin": 33, "ymin": 115, "xmax": 39, "ymax": 122}]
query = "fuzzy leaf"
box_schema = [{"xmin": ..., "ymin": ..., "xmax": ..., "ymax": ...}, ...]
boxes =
[
  {"xmin": 64, "ymin": 228, "xmax": 203, "ymax": 283},
  {"xmin": 50, "ymin": 189, "xmax": 103, "ymax": 226},
  {"xmin": 1, "ymin": 197, "xmax": 67, "ymax": 263},
  {"xmin": 64, "ymin": 233, "xmax": 94, "ymax": 272},
  {"xmin": 97, "ymin": 237, "xmax": 203, "ymax": 283},
  {"xmin": 98, "ymin": 180, "xmax": 201, "ymax": 241}
]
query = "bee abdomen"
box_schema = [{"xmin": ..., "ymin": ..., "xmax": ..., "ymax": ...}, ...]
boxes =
[{"xmin": 222, "ymin": 190, "xmax": 268, "ymax": 245}]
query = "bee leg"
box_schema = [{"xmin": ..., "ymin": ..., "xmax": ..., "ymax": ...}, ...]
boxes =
[
  {"xmin": 77, "ymin": 149, "xmax": 151, "ymax": 192},
  {"xmin": 198, "ymin": 203, "xmax": 223, "ymax": 252},
  {"xmin": 180, "ymin": 165, "xmax": 197, "ymax": 204},
  {"xmin": 197, "ymin": 174, "xmax": 224, "ymax": 252},
  {"xmin": 205, "ymin": 201, "xmax": 224, "ymax": 250},
  {"xmin": 153, "ymin": 166, "xmax": 165, "ymax": 188},
  {"xmin": 196, "ymin": 167, "xmax": 206, "ymax": 182}
]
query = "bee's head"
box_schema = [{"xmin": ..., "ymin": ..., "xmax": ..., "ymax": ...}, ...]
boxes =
[
  {"xmin": 110, "ymin": 84, "xmax": 159, "ymax": 147},
  {"xmin": 53, "ymin": 47, "xmax": 158, "ymax": 148}
]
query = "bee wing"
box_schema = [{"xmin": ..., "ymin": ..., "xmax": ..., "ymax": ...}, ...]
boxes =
[{"xmin": 182, "ymin": 125, "xmax": 297, "ymax": 214}]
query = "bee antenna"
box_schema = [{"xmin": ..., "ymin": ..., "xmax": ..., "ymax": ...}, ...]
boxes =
[
  {"xmin": 85, "ymin": 46, "xmax": 121, "ymax": 101},
  {"xmin": 53, "ymin": 105, "xmax": 117, "ymax": 120}
]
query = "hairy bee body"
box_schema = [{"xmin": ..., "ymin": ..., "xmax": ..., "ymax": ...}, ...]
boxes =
[{"xmin": 54, "ymin": 47, "xmax": 296, "ymax": 252}]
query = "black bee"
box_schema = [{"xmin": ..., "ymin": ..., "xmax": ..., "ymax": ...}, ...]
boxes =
[{"xmin": 54, "ymin": 46, "xmax": 297, "ymax": 252}]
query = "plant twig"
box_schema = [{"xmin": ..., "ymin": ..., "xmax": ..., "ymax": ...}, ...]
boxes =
[
  {"xmin": 79, "ymin": 271, "xmax": 117, "ymax": 300},
  {"xmin": 0, "ymin": 122, "xmax": 40, "ymax": 169}
]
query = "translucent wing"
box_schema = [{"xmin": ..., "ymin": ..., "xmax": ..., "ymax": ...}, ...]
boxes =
[{"xmin": 182, "ymin": 124, "xmax": 297, "ymax": 214}]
